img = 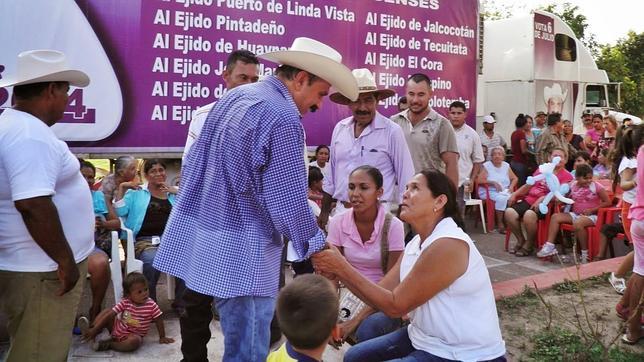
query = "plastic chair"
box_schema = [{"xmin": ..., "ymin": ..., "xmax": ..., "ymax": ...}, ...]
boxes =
[
  {"xmin": 504, "ymin": 202, "xmax": 553, "ymax": 252},
  {"xmin": 121, "ymin": 218, "xmax": 175, "ymax": 300},
  {"xmin": 476, "ymin": 184, "xmax": 496, "ymax": 233},
  {"xmin": 464, "ymin": 187, "xmax": 487, "ymax": 234},
  {"xmin": 109, "ymin": 230, "xmax": 123, "ymax": 303}
]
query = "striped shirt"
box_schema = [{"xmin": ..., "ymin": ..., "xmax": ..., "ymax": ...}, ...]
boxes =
[
  {"xmin": 111, "ymin": 298, "xmax": 162, "ymax": 340},
  {"xmin": 153, "ymin": 76, "xmax": 325, "ymax": 298}
]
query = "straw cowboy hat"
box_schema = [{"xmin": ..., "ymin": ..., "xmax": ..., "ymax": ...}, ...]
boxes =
[
  {"xmin": 543, "ymin": 83, "xmax": 567, "ymax": 104},
  {"xmin": 329, "ymin": 68, "xmax": 395, "ymax": 105},
  {"xmin": 259, "ymin": 37, "xmax": 358, "ymax": 102},
  {"xmin": 0, "ymin": 49, "xmax": 89, "ymax": 88}
]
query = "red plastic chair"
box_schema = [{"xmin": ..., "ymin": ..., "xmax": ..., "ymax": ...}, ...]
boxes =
[
  {"xmin": 476, "ymin": 183, "xmax": 496, "ymax": 233},
  {"xmin": 504, "ymin": 202, "xmax": 554, "ymax": 252}
]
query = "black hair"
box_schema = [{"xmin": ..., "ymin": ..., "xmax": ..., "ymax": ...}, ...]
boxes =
[
  {"xmin": 592, "ymin": 114, "xmax": 603, "ymax": 121},
  {"xmin": 407, "ymin": 73, "xmax": 432, "ymax": 89},
  {"xmin": 398, "ymin": 96, "xmax": 407, "ymax": 105},
  {"xmin": 611, "ymin": 124, "xmax": 643, "ymax": 190},
  {"xmin": 79, "ymin": 159, "xmax": 96, "ymax": 172},
  {"xmin": 449, "ymin": 101, "xmax": 466, "ymax": 112},
  {"xmin": 308, "ymin": 166, "xmax": 323, "ymax": 188},
  {"xmin": 575, "ymin": 163, "xmax": 593, "ymax": 179},
  {"xmin": 515, "ymin": 113, "xmax": 527, "ymax": 128},
  {"xmin": 623, "ymin": 117, "xmax": 632, "ymax": 123},
  {"xmin": 122, "ymin": 272, "xmax": 148, "ymax": 297},
  {"xmin": 350, "ymin": 165, "xmax": 383, "ymax": 189},
  {"xmin": 276, "ymin": 274, "xmax": 338, "ymax": 350},
  {"xmin": 12, "ymin": 81, "xmax": 67, "ymax": 100},
  {"xmin": 314, "ymin": 145, "xmax": 329, "ymax": 157},
  {"xmin": 225, "ymin": 49, "xmax": 259, "ymax": 69},
  {"xmin": 143, "ymin": 158, "xmax": 166, "ymax": 175},
  {"xmin": 275, "ymin": 65, "xmax": 319, "ymax": 85},
  {"xmin": 547, "ymin": 112, "xmax": 562, "ymax": 126},
  {"xmin": 418, "ymin": 169, "xmax": 465, "ymax": 229},
  {"xmin": 574, "ymin": 151, "xmax": 591, "ymax": 162}
]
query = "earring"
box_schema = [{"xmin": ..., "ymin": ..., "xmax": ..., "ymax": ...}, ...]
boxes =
[{"xmin": 433, "ymin": 207, "xmax": 437, "ymax": 212}]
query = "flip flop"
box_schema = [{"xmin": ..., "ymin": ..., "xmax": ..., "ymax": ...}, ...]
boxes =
[
  {"xmin": 621, "ymin": 333, "xmax": 643, "ymax": 345},
  {"xmin": 515, "ymin": 248, "xmax": 533, "ymax": 257}
]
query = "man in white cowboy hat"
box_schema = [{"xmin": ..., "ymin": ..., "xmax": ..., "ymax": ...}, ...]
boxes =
[
  {"xmin": 153, "ymin": 37, "xmax": 358, "ymax": 361},
  {"xmin": 391, "ymin": 73, "xmax": 459, "ymax": 188},
  {"xmin": 0, "ymin": 49, "xmax": 94, "ymax": 361},
  {"xmin": 544, "ymin": 83, "xmax": 568, "ymax": 114},
  {"xmin": 320, "ymin": 68, "xmax": 414, "ymax": 218}
]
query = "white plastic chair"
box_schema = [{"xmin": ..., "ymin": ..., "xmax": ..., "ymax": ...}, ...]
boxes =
[
  {"xmin": 109, "ymin": 230, "xmax": 123, "ymax": 303},
  {"xmin": 120, "ymin": 218, "xmax": 175, "ymax": 300},
  {"xmin": 464, "ymin": 192, "xmax": 487, "ymax": 234}
]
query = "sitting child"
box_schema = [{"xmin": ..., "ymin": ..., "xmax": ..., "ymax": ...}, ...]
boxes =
[
  {"xmin": 593, "ymin": 149, "xmax": 611, "ymax": 179},
  {"xmin": 267, "ymin": 274, "xmax": 340, "ymax": 362},
  {"xmin": 80, "ymin": 272, "xmax": 174, "ymax": 351},
  {"xmin": 537, "ymin": 164, "xmax": 611, "ymax": 263},
  {"xmin": 308, "ymin": 166, "xmax": 324, "ymax": 208}
]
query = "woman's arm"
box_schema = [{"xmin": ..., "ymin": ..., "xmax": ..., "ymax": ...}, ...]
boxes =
[
  {"xmin": 620, "ymin": 168, "xmax": 636, "ymax": 191},
  {"xmin": 519, "ymin": 138, "xmax": 529, "ymax": 155},
  {"xmin": 386, "ymin": 251, "xmax": 402, "ymax": 273},
  {"xmin": 314, "ymin": 238, "xmax": 469, "ymax": 318}
]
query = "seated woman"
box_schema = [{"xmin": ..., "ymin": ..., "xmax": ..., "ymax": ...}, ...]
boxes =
[
  {"xmin": 80, "ymin": 160, "xmax": 121, "ymax": 321},
  {"xmin": 536, "ymin": 164, "xmax": 611, "ymax": 263},
  {"xmin": 313, "ymin": 170, "xmax": 506, "ymax": 361},
  {"xmin": 114, "ymin": 159, "xmax": 181, "ymax": 302},
  {"xmin": 327, "ymin": 166, "xmax": 404, "ymax": 343},
  {"xmin": 477, "ymin": 146, "xmax": 518, "ymax": 232},
  {"xmin": 504, "ymin": 148, "xmax": 573, "ymax": 256}
]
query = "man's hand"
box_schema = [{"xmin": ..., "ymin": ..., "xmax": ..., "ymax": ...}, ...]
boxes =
[{"xmin": 56, "ymin": 259, "xmax": 80, "ymax": 296}]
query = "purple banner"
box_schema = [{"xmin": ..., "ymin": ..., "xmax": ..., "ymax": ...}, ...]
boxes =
[
  {"xmin": 533, "ymin": 12, "xmax": 555, "ymax": 80},
  {"xmin": 5, "ymin": 0, "xmax": 479, "ymax": 151}
]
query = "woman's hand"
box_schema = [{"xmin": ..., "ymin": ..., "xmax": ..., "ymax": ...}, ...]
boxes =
[
  {"xmin": 159, "ymin": 183, "xmax": 178, "ymax": 194},
  {"xmin": 311, "ymin": 243, "xmax": 349, "ymax": 280},
  {"xmin": 507, "ymin": 193, "xmax": 517, "ymax": 206},
  {"xmin": 530, "ymin": 196, "xmax": 545, "ymax": 211},
  {"xmin": 119, "ymin": 181, "xmax": 140, "ymax": 191},
  {"xmin": 340, "ymin": 318, "xmax": 360, "ymax": 341},
  {"xmin": 492, "ymin": 182, "xmax": 504, "ymax": 192}
]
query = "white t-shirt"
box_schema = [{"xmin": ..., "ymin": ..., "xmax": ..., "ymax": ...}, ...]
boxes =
[
  {"xmin": 619, "ymin": 156, "xmax": 637, "ymax": 204},
  {"xmin": 455, "ymin": 125, "xmax": 485, "ymax": 187},
  {"xmin": 308, "ymin": 160, "xmax": 329, "ymax": 179},
  {"xmin": 183, "ymin": 101, "xmax": 215, "ymax": 162},
  {"xmin": 402, "ymin": 217, "xmax": 505, "ymax": 361},
  {"xmin": 0, "ymin": 109, "xmax": 94, "ymax": 272}
]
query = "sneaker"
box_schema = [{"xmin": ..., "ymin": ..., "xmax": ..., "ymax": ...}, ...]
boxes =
[
  {"xmin": 537, "ymin": 242, "xmax": 558, "ymax": 257},
  {"xmin": 609, "ymin": 272, "xmax": 626, "ymax": 295},
  {"xmin": 77, "ymin": 316, "xmax": 90, "ymax": 337},
  {"xmin": 580, "ymin": 253, "xmax": 588, "ymax": 264},
  {"xmin": 91, "ymin": 338, "xmax": 112, "ymax": 351}
]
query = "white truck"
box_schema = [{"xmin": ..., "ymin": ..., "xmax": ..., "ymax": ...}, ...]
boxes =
[{"xmin": 477, "ymin": 9, "xmax": 640, "ymax": 139}]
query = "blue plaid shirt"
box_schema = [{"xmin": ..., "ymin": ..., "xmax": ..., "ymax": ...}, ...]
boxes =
[{"xmin": 154, "ymin": 76, "xmax": 326, "ymax": 298}]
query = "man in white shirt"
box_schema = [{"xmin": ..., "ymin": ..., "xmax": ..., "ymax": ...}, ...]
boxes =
[
  {"xmin": 0, "ymin": 50, "xmax": 94, "ymax": 361},
  {"xmin": 449, "ymin": 101, "xmax": 484, "ymax": 214},
  {"xmin": 321, "ymin": 68, "xmax": 414, "ymax": 218},
  {"xmin": 183, "ymin": 50, "xmax": 260, "ymax": 160}
]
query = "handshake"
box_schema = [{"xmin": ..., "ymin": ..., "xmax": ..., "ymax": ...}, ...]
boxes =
[{"xmin": 309, "ymin": 243, "xmax": 348, "ymax": 282}]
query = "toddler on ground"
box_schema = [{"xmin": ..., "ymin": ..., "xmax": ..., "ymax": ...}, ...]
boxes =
[{"xmin": 80, "ymin": 272, "xmax": 174, "ymax": 352}]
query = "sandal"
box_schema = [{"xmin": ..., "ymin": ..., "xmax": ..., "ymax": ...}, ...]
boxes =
[
  {"xmin": 510, "ymin": 243, "xmax": 524, "ymax": 254},
  {"xmin": 621, "ymin": 333, "xmax": 643, "ymax": 345},
  {"xmin": 515, "ymin": 248, "xmax": 533, "ymax": 257},
  {"xmin": 609, "ymin": 272, "xmax": 626, "ymax": 295}
]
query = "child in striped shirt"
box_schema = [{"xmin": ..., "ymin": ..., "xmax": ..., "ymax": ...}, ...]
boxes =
[{"xmin": 80, "ymin": 272, "xmax": 174, "ymax": 351}]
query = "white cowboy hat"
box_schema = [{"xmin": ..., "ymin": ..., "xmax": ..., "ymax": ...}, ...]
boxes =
[
  {"xmin": 329, "ymin": 68, "xmax": 395, "ymax": 105},
  {"xmin": 543, "ymin": 83, "xmax": 567, "ymax": 104},
  {"xmin": 259, "ymin": 37, "xmax": 358, "ymax": 102},
  {"xmin": 0, "ymin": 49, "xmax": 89, "ymax": 88}
]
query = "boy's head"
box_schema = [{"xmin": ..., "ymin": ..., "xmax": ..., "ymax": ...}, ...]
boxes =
[
  {"xmin": 308, "ymin": 166, "xmax": 324, "ymax": 190},
  {"xmin": 575, "ymin": 164, "xmax": 593, "ymax": 186},
  {"xmin": 573, "ymin": 151, "xmax": 591, "ymax": 168},
  {"xmin": 122, "ymin": 272, "xmax": 150, "ymax": 304},
  {"xmin": 276, "ymin": 274, "xmax": 339, "ymax": 350}
]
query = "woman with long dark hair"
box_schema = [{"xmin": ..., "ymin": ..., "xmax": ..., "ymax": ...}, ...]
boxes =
[{"xmin": 313, "ymin": 170, "xmax": 506, "ymax": 361}]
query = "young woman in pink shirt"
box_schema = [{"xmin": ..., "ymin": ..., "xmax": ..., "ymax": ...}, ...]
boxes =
[
  {"xmin": 536, "ymin": 164, "xmax": 611, "ymax": 263},
  {"xmin": 327, "ymin": 165, "xmax": 404, "ymax": 343}
]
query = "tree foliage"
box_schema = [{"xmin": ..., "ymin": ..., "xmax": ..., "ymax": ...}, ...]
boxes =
[{"xmin": 596, "ymin": 32, "xmax": 644, "ymax": 117}]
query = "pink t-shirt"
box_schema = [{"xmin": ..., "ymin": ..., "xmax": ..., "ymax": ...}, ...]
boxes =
[
  {"xmin": 628, "ymin": 145, "xmax": 644, "ymax": 221},
  {"xmin": 570, "ymin": 181, "xmax": 604, "ymax": 214},
  {"xmin": 328, "ymin": 205, "xmax": 404, "ymax": 283},
  {"xmin": 524, "ymin": 169, "xmax": 574, "ymax": 205},
  {"xmin": 586, "ymin": 128, "xmax": 600, "ymax": 143}
]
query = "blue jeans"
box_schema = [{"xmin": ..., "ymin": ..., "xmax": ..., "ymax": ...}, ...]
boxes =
[
  {"xmin": 215, "ymin": 296, "xmax": 275, "ymax": 362},
  {"xmin": 138, "ymin": 247, "xmax": 160, "ymax": 301},
  {"xmin": 345, "ymin": 326, "xmax": 507, "ymax": 362},
  {"xmin": 356, "ymin": 312, "xmax": 401, "ymax": 342}
]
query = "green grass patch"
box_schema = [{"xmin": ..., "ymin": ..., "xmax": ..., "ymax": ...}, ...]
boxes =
[
  {"xmin": 529, "ymin": 328, "xmax": 644, "ymax": 361},
  {"xmin": 497, "ymin": 286, "xmax": 538, "ymax": 310}
]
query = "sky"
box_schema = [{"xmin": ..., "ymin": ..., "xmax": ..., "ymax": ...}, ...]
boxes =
[{"xmin": 487, "ymin": 0, "xmax": 642, "ymax": 45}]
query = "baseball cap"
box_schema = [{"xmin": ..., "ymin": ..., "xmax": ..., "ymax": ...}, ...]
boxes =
[
  {"xmin": 536, "ymin": 111, "xmax": 547, "ymax": 117},
  {"xmin": 483, "ymin": 115, "xmax": 496, "ymax": 123}
]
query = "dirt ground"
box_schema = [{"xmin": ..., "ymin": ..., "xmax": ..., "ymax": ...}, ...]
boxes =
[{"xmin": 497, "ymin": 274, "xmax": 644, "ymax": 361}]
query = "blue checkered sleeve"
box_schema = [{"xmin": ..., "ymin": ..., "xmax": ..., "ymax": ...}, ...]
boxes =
[{"xmin": 262, "ymin": 123, "xmax": 326, "ymax": 259}]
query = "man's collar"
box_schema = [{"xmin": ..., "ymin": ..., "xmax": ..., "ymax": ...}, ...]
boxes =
[
  {"xmin": 341, "ymin": 111, "xmax": 387, "ymax": 129},
  {"xmin": 402, "ymin": 108, "xmax": 434, "ymax": 123},
  {"xmin": 266, "ymin": 75, "xmax": 302, "ymax": 118}
]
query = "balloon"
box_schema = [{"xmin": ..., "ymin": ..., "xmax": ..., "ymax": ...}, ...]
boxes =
[{"xmin": 526, "ymin": 156, "xmax": 574, "ymax": 214}]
